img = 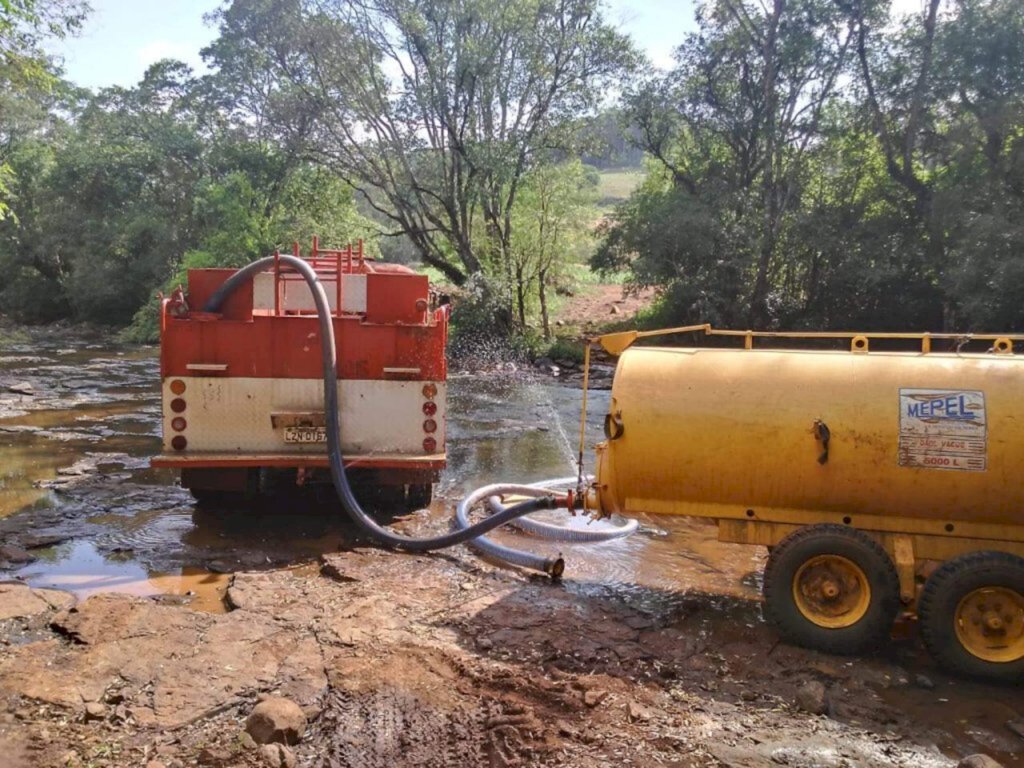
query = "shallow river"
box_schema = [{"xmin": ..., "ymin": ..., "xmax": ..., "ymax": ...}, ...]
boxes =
[{"xmin": 0, "ymin": 326, "xmax": 1021, "ymax": 765}]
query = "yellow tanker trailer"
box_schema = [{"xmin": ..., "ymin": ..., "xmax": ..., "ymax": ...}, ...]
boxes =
[{"xmin": 583, "ymin": 325, "xmax": 1024, "ymax": 682}]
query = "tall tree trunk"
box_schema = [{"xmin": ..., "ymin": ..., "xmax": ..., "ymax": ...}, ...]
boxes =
[
  {"xmin": 539, "ymin": 267, "xmax": 551, "ymax": 340},
  {"xmin": 515, "ymin": 266, "xmax": 527, "ymax": 328}
]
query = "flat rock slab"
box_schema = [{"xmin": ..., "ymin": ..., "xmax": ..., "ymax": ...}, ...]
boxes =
[
  {"xmin": 0, "ymin": 586, "xmax": 327, "ymax": 728},
  {"xmin": 0, "ymin": 583, "xmax": 74, "ymax": 620}
]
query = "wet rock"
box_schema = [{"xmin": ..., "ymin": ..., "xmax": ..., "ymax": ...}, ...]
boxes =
[
  {"xmin": 83, "ymin": 702, "xmax": 106, "ymax": 722},
  {"xmin": 245, "ymin": 697, "xmax": 306, "ymax": 745},
  {"xmin": 958, "ymin": 755, "xmax": 1004, "ymax": 768},
  {"xmin": 20, "ymin": 534, "xmax": 70, "ymax": 550},
  {"xmin": 914, "ymin": 673, "xmax": 935, "ymax": 690},
  {"xmin": 0, "ymin": 544, "xmax": 36, "ymax": 564},
  {"xmin": 7, "ymin": 382, "xmax": 34, "ymax": 395},
  {"xmin": 258, "ymin": 743, "xmax": 297, "ymax": 768},
  {"xmin": 1006, "ymin": 719, "xmax": 1024, "ymax": 741},
  {"xmin": 795, "ymin": 681, "xmax": 829, "ymax": 715},
  {"xmin": 583, "ymin": 689, "xmax": 608, "ymax": 708}
]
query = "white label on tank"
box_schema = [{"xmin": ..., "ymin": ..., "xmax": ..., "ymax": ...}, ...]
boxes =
[{"xmin": 898, "ymin": 389, "xmax": 987, "ymax": 471}]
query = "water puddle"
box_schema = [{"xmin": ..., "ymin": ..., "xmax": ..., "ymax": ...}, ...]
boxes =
[{"xmin": 15, "ymin": 540, "xmax": 230, "ymax": 613}]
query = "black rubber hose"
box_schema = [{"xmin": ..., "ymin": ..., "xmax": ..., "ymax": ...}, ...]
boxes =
[{"xmin": 202, "ymin": 254, "xmax": 559, "ymax": 551}]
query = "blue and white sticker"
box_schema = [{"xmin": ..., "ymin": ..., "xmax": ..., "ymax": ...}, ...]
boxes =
[{"xmin": 898, "ymin": 389, "xmax": 987, "ymax": 471}]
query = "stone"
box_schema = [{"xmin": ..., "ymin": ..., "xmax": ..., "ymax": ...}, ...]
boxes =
[
  {"xmin": 197, "ymin": 746, "xmax": 234, "ymax": 766},
  {"xmin": 7, "ymin": 382, "xmax": 34, "ymax": 395},
  {"xmin": 958, "ymin": 755, "xmax": 1004, "ymax": 768},
  {"xmin": 626, "ymin": 700, "xmax": 652, "ymax": 722},
  {"xmin": 914, "ymin": 674, "xmax": 935, "ymax": 690},
  {"xmin": 583, "ymin": 689, "xmax": 608, "ymax": 708},
  {"xmin": 20, "ymin": 534, "xmax": 70, "ymax": 549},
  {"xmin": 258, "ymin": 743, "xmax": 297, "ymax": 768},
  {"xmin": 0, "ymin": 544, "xmax": 36, "ymax": 564},
  {"xmin": 245, "ymin": 697, "xmax": 307, "ymax": 745},
  {"xmin": 238, "ymin": 731, "xmax": 258, "ymax": 750},
  {"xmin": 0, "ymin": 583, "xmax": 50, "ymax": 620},
  {"xmin": 795, "ymin": 681, "xmax": 829, "ymax": 716},
  {"xmin": 1006, "ymin": 720, "xmax": 1024, "ymax": 741},
  {"xmin": 83, "ymin": 702, "xmax": 106, "ymax": 722}
]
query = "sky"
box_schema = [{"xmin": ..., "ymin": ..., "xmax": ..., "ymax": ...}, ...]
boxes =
[
  {"xmin": 49, "ymin": 0, "xmax": 929, "ymax": 91},
  {"xmin": 50, "ymin": 0, "xmax": 697, "ymax": 90}
]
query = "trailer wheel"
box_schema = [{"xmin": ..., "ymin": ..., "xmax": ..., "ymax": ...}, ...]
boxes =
[
  {"xmin": 919, "ymin": 551, "xmax": 1024, "ymax": 682},
  {"xmin": 406, "ymin": 483, "xmax": 433, "ymax": 511},
  {"xmin": 763, "ymin": 524, "xmax": 900, "ymax": 654}
]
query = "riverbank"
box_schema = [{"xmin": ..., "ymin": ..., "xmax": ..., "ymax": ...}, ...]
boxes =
[
  {"xmin": 2, "ymin": 539, "xmax": 1013, "ymax": 768},
  {"xmin": 0, "ymin": 326, "xmax": 1021, "ymax": 767}
]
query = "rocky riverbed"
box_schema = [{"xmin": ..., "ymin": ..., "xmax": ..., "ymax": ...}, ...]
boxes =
[{"xmin": 0, "ymin": 325, "xmax": 1021, "ymax": 767}]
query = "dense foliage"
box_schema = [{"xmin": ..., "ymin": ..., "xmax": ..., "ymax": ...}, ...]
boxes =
[
  {"xmin": 596, "ymin": 0, "xmax": 1024, "ymax": 332},
  {"xmin": 3, "ymin": 0, "xmax": 1023, "ymax": 338}
]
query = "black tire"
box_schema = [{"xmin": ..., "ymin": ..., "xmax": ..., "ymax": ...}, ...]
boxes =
[
  {"xmin": 763, "ymin": 524, "xmax": 900, "ymax": 655},
  {"xmin": 190, "ymin": 488, "xmax": 234, "ymax": 507},
  {"xmin": 406, "ymin": 483, "xmax": 433, "ymax": 510},
  {"xmin": 918, "ymin": 550, "xmax": 1024, "ymax": 683}
]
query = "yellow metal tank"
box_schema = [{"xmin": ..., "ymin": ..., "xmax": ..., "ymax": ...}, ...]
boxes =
[{"xmin": 593, "ymin": 345, "xmax": 1024, "ymax": 536}]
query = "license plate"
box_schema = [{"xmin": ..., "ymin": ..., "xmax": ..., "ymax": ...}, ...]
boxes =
[{"xmin": 284, "ymin": 426, "xmax": 327, "ymax": 444}]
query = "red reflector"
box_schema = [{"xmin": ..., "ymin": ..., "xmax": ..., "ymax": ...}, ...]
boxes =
[
  {"xmin": 171, "ymin": 436, "xmax": 187, "ymax": 451},
  {"xmin": 423, "ymin": 419, "xmax": 437, "ymax": 434},
  {"xmin": 422, "ymin": 383, "xmax": 438, "ymax": 399},
  {"xmin": 171, "ymin": 417, "xmax": 187, "ymax": 432},
  {"xmin": 169, "ymin": 379, "xmax": 186, "ymax": 395},
  {"xmin": 422, "ymin": 401, "xmax": 437, "ymax": 416},
  {"xmin": 170, "ymin": 398, "xmax": 187, "ymax": 413},
  {"xmin": 423, "ymin": 437, "xmax": 437, "ymax": 453}
]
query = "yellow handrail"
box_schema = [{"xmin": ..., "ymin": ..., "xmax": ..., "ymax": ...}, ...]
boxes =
[{"xmin": 596, "ymin": 324, "xmax": 1023, "ymax": 356}]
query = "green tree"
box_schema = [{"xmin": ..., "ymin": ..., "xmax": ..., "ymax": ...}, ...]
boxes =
[
  {"xmin": 610, "ymin": 0, "xmax": 860, "ymax": 326},
  {"xmin": 207, "ymin": 0, "xmax": 637, "ymax": 289},
  {"xmin": 509, "ymin": 159, "xmax": 597, "ymax": 337}
]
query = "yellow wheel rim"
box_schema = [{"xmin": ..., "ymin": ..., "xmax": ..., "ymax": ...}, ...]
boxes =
[
  {"xmin": 792, "ymin": 555, "xmax": 872, "ymax": 629},
  {"xmin": 954, "ymin": 586, "xmax": 1024, "ymax": 663}
]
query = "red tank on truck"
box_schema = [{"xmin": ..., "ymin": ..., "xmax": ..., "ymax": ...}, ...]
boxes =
[{"xmin": 151, "ymin": 238, "xmax": 449, "ymax": 510}]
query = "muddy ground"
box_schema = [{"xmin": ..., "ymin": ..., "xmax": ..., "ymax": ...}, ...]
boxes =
[{"xmin": 0, "ymin": 325, "xmax": 1021, "ymax": 768}]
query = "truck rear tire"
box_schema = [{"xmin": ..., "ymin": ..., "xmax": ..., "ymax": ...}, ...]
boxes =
[
  {"xmin": 919, "ymin": 550, "xmax": 1024, "ymax": 682},
  {"xmin": 406, "ymin": 483, "xmax": 433, "ymax": 511},
  {"xmin": 763, "ymin": 524, "xmax": 900, "ymax": 655}
]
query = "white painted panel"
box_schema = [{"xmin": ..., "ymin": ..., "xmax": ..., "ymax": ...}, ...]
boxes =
[
  {"xmin": 251, "ymin": 273, "xmax": 368, "ymax": 314},
  {"xmin": 162, "ymin": 377, "xmax": 445, "ymax": 456}
]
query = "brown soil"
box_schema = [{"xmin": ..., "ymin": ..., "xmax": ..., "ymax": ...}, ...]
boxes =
[
  {"xmin": 555, "ymin": 284, "xmax": 657, "ymax": 333},
  {"xmin": 0, "ymin": 539, "xmax": 1001, "ymax": 768}
]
